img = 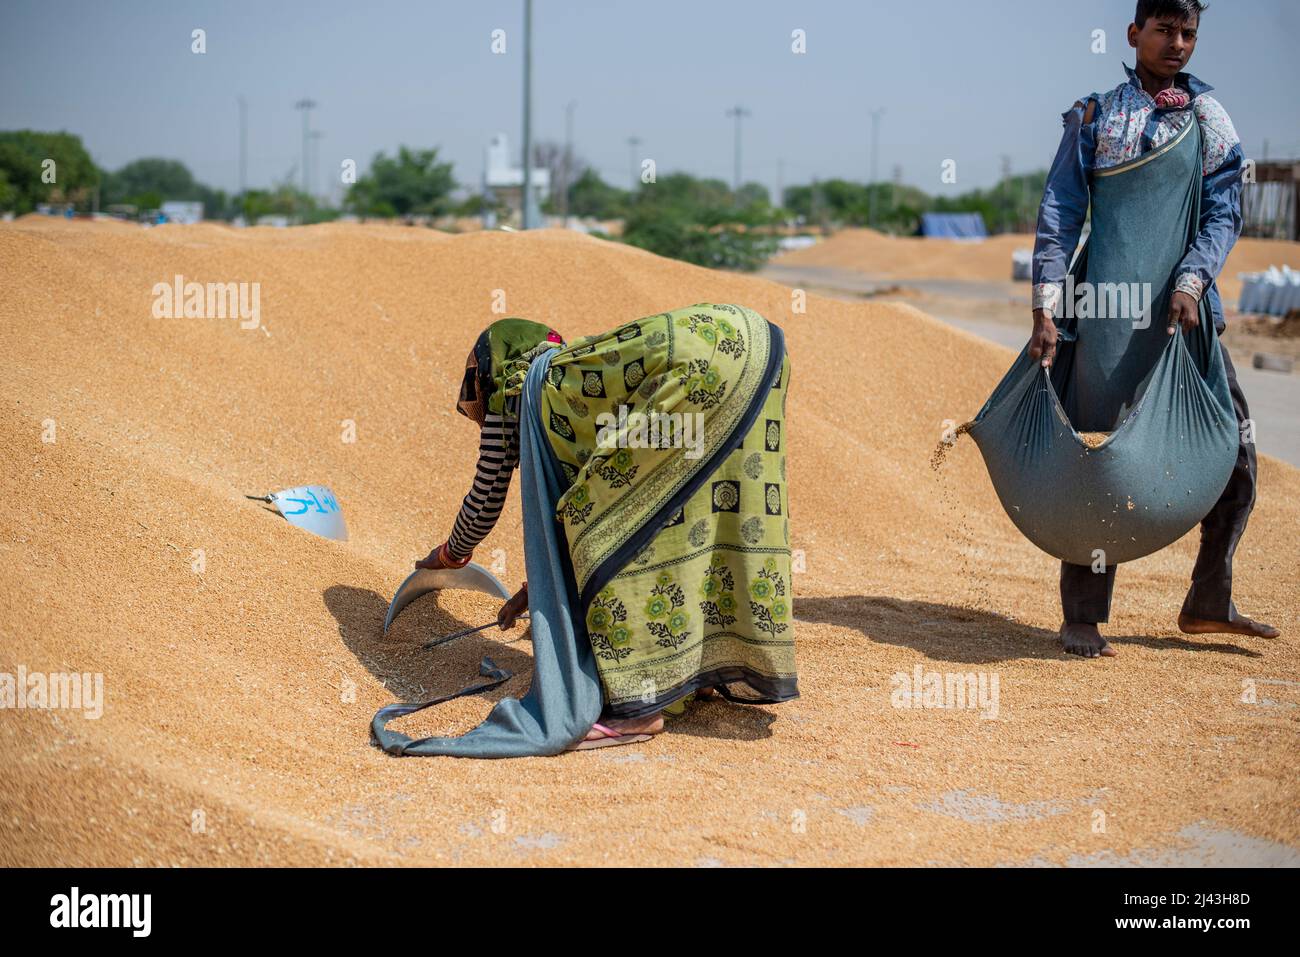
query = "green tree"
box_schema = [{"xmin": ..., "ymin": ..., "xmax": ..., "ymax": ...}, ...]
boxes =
[
  {"xmin": 781, "ymin": 171, "xmax": 1046, "ymax": 236},
  {"xmin": 102, "ymin": 158, "xmax": 197, "ymax": 205},
  {"xmin": 99, "ymin": 157, "xmax": 236, "ymax": 219},
  {"xmin": 0, "ymin": 130, "xmax": 100, "ymax": 214},
  {"xmin": 346, "ymin": 146, "xmax": 455, "ymax": 218},
  {"xmin": 621, "ymin": 171, "xmax": 780, "ymax": 271},
  {"xmin": 566, "ymin": 168, "xmax": 628, "ymax": 219},
  {"xmin": 238, "ymin": 180, "xmax": 317, "ymax": 222}
]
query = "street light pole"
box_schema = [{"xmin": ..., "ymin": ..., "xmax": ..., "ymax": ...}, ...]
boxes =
[
  {"xmin": 310, "ymin": 130, "xmax": 325, "ymax": 205},
  {"xmin": 867, "ymin": 107, "xmax": 884, "ymax": 228},
  {"xmin": 521, "ymin": 0, "xmax": 536, "ymax": 229},
  {"xmin": 627, "ymin": 136, "xmax": 642, "ymax": 193},
  {"xmin": 563, "ymin": 99, "xmax": 576, "ymax": 229},
  {"xmin": 294, "ymin": 98, "xmax": 316, "ymax": 199},
  {"xmin": 238, "ymin": 95, "xmax": 247, "ymax": 198},
  {"xmin": 726, "ymin": 104, "xmax": 751, "ymax": 199}
]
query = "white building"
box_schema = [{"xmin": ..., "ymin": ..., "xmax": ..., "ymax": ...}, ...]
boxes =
[
  {"xmin": 483, "ymin": 133, "xmax": 550, "ymax": 221},
  {"xmin": 160, "ymin": 201, "xmax": 204, "ymax": 224}
]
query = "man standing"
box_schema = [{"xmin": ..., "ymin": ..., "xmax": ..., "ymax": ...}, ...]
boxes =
[{"xmin": 1029, "ymin": 0, "xmax": 1280, "ymax": 657}]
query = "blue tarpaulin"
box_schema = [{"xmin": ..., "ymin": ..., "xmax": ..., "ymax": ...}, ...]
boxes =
[{"xmin": 919, "ymin": 213, "xmax": 987, "ymax": 239}]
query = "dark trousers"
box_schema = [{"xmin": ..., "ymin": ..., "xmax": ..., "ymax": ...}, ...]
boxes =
[{"xmin": 1060, "ymin": 342, "xmax": 1258, "ymax": 624}]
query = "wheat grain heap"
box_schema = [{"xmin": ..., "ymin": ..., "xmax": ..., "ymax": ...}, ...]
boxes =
[
  {"xmin": 773, "ymin": 226, "xmax": 1300, "ymax": 302},
  {"xmin": 1, "ymin": 217, "xmax": 1297, "ymax": 866}
]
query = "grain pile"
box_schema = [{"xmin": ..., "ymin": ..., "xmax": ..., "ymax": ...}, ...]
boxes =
[
  {"xmin": 1079, "ymin": 432, "xmax": 1110, "ymax": 449},
  {"xmin": 776, "ymin": 227, "xmax": 1300, "ymax": 301},
  {"xmin": 2, "ymin": 217, "xmax": 1297, "ymax": 867},
  {"xmin": 777, "ymin": 228, "xmax": 1037, "ymax": 282}
]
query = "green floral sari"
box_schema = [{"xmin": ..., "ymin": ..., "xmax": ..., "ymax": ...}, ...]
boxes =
[{"xmin": 538, "ymin": 303, "xmax": 797, "ymax": 718}]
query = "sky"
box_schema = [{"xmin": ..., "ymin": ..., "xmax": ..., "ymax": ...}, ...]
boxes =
[{"xmin": 3, "ymin": 0, "xmax": 1298, "ymax": 203}]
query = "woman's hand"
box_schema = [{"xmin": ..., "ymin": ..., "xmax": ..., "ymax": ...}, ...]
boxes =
[
  {"xmin": 415, "ymin": 542, "xmax": 469, "ymax": 571},
  {"xmin": 1029, "ymin": 308, "xmax": 1058, "ymax": 368},
  {"xmin": 498, "ymin": 583, "xmax": 529, "ymax": 630}
]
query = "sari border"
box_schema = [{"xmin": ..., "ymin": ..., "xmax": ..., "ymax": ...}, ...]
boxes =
[
  {"xmin": 578, "ymin": 317, "xmax": 787, "ymax": 612},
  {"xmin": 604, "ymin": 666, "xmax": 800, "ymax": 719}
]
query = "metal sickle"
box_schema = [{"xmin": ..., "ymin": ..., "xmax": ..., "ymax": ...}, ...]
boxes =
[{"xmin": 422, "ymin": 616, "xmax": 530, "ymax": 650}]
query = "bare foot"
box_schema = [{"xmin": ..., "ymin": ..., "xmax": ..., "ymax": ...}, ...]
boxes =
[
  {"xmin": 581, "ymin": 712, "xmax": 664, "ymax": 742},
  {"xmin": 1059, "ymin": 623, "xmax": 1117, "ymax": 659},
  {"xmin": 1178, "ymin": 611, "xmax": 1280, "ymax": 639}
]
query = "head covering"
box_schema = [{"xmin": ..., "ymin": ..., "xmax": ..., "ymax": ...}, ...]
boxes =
[
  {"xmin": 457, "ymin": 318, "xmax": 564, "ymax": 422},
  {"xmin": 455, "ymin": 346, "xmax": 487, "ymax": 424}
]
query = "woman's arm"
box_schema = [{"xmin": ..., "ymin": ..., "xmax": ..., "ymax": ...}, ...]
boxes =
[{"xmin": 444, "ymin": 413, "xmax": 521, "ymax": 562}]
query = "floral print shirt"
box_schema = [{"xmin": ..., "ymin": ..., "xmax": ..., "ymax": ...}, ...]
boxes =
[{"xmin": 1032, "ymin": 64, "xmax": 1244, "ymax": 330}]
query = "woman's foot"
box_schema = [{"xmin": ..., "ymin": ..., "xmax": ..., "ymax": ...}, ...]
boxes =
[
  {"xmin": 584, "ymin": 713, "xmax": 663, "ymax": 738},
  {"xmin": 567, "ymin": 712, "xmax": 664, "ymax": 750}
]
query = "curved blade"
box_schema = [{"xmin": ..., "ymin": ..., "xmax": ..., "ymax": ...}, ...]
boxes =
[{"xmin": 383, "ymin": 563, "xmax": 513, "ymax": 635}]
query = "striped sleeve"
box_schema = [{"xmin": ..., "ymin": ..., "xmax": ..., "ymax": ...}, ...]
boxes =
[{"xmin": 445, "ymin": 413, "xmax": 521, "ymax": 561}]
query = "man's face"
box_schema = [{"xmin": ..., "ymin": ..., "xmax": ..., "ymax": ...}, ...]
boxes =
[{"xmin": 1129, "ymin": 14, "xmax": 1198, "ymax": 79}]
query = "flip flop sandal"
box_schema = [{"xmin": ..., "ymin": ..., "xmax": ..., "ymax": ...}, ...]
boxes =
[{"xmin": 566, "ymin": 721, "xmax": 654, "ymax": 751}]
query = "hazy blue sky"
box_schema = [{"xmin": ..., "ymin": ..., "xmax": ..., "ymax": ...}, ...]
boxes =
[{"xmin": 3, "ymin": 0, "xmax": 1297, "ymax": 202}]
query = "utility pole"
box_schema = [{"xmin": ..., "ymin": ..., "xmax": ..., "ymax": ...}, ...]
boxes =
[
  {"xmin": 892, "ymin": 163, "xmax": 902, "ymax": 225},
  {"xmin": 1000, "ymin": 154, "xmax": 1012, "ymax": 233},
  {"xmin": 521, "ymin": 0, "xmax": 538, "ymax": 229},
  {"xmin": 1022, "ymin": 169, "xmax": 1030, "ymax": 234},
  {"xmin": 627, "ymin": 136, "xmax": 642, "ymax": 193},
  {"xmin": 238, "ymin": 95, "xmax": 247, "ymax": 199},
  {"xmin": 811, "ymin": 175, "xmax": 821, "ymax": 233},
  {"xmin": 294, "ymin": 98, "xmax": 316, "ymax": 199},
  {"xmin": 563, "ymin": 99, "xmax": 576, "ymax": 228},
  {"xmin": 726, "ymin": 104, "xmax": 751, "ymax": 199},
  {"xmin": 867, "ymin": 107, "xmax": 884, "ymax": 228},
  {"xmin": 309, "ymin": 130, "xmax": 325, "ymax": 205}
]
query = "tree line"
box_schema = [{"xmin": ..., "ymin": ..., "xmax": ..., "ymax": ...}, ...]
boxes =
[{"xmin": 1, "ymin": 128, "xmax": 1048, "ymax": 272}]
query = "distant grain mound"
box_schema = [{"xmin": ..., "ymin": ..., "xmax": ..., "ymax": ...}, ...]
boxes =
[
  {"xmin": 776, "ymin": 226, "xmax": 1300, "ymax": 301},
  {"xmin": 776, "ymin": 227, "xmax": 1036, "ymax": 282}
]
